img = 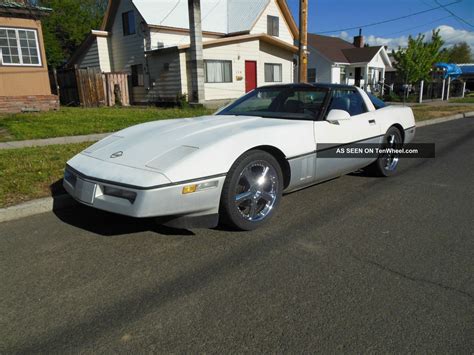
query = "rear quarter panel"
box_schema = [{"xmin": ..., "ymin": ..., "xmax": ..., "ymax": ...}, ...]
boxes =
[{"xmin": 376, "ymin": 105, "xmax": 416, "ymax": 141}]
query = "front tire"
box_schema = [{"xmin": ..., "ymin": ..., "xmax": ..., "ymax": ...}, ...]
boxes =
[
  {"xmin": 219, "ymin": 150, "xmax": 283, "ymax": 231},
  {"xmin": 368, "ymin": 126, "xmax": 403, "ymax": 177}
]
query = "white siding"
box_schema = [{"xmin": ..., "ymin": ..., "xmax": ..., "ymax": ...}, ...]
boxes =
[
  {"xmin": 179, "ymin": 39, "xmax": 294, "ymax": 101},
  {"xmin": 204, "ymin": 40, "xmax": 259, "ymax": 100},
  {"xmin": 76, "ymin": 36, "xmax": 112, "ymax": 72},
  {"xmin": 250, "ymin": 0, "xmax": 293, "ymax": 44},
  {"xmin": 77, "ymin": 39, "xmax": 100, "ymax": 69},
  {"xmin": 259, "ymin": 41, "xmax": 293, "ymax": 86},
  {"xmin": 109, "ymin": 0, "xmax": 145, "ymax": 73},
  {"xmin": 307, "ymin": 48, "xmax": 332, "ymax": 83},
  {"xmin": 179, "ymin": 51, "xmax": 188, "ymax": 98},
  {"xmin": 368, "ymin": 50, "xmax": 386, "ymax": 69},
  {"xmin": 331, "ymin": 66, "xmax": 341, "ymax": 84},
  {"xmin": 96, "ymin": 36, "xmax": 112, "ymax": 72}
]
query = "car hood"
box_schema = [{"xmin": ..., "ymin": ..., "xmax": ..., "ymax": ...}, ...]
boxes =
[{"xmin": 80, "ymin": 115, "xmax": 261, "ymax": 170}]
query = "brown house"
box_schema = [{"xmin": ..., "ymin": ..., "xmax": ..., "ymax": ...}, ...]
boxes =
[{"xmin": 0, "ymin": 1, "xmax": 58, "ymax": 113}]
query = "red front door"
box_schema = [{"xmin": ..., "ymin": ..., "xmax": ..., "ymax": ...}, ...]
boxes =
[{"xmin": 245, "ymin": 61, "xmax": 257, "ymax": 92}]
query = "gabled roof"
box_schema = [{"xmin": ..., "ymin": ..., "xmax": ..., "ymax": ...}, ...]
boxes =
[
  {"xmin": 342, "ymin": 46, "xmax": 383, "ymax": 63},
  {"xmin": 307, "ymin": 33, "xmax": 389, "ymax": 65},
  {"xmin": 101, "ymin": 0, "xmax": 297, "ymax": 38},
  {"xmin": 307, "ymin": 34, "xmax": 355, "ymax": 63}
]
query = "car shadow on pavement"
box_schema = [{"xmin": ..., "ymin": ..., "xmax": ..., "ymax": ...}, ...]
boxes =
[{"xmin": 53, "ymin": 204, "xmax": 195, "ymax": 237}]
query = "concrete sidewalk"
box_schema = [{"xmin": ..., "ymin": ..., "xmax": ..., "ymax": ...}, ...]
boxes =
[{"xmin": 0, "ymin": 132, "xmax": 110, "ymax": 150}]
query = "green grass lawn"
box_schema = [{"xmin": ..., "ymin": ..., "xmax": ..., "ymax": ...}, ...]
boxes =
[
  {"xmin": 411, "ymin": 104, "xmax": 474, "ymax": 121},
  {"xmin": 0, "ymin": 106, "xmax": 214, "ymax": 142},
  {"xmin": 0, "ymin": 143, "xmax": 89, "ymax": 208},
  {"xmin": 449, "ymin": 97, "xmax": 474, "ymax": 104},
  {"xmin": 1, "ymin": 103, "xmax": 473, "ymax": 142}
]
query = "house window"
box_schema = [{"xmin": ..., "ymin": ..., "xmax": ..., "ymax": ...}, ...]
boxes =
[
  {"xmin": 307, "ymin": 68, "xmax": 316, "ymax": 82},
  {"xmin": 264, "ymin": 63, "xmax": 282, "ymax": 82},
  {"xmin": 131, "ymin": 64, "xmax": 144, "ymax": 87},
  {"xmin": 204, "ymin": 60, "xmax": 232, "ymax": 83},
  {"xmin": 122, "ymin": 11, "xmax": 136, "ymax": 36},
  {"xmin": 0, "ymin": 28, "xmax": 41, "ymax": 66},
  {"xmin": 267, "ymin": 15, "xmax": 279, "ymax": 37}
]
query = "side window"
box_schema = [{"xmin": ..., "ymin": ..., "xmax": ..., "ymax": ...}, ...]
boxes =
[
  {"xmin": 264, "ymin": 63, "xmax": 282, "ymax": 82},
  {"xmin": 267, "ymin": 16, "xmax": 279, "ymax": 37},
  {"xmin": 122, "ymin": 11, "xmax": 136, "ymax": 36},
  {"xmin": 280, "ymin": 90, "xmax": 326, "ymax": 117},
  {"xmin": 327, "ymin": 89, "xmax": 367, "ymax": 117},
  {"xmin": 204, "ymin": 60, "xmax": 232, "ymax": 83}
]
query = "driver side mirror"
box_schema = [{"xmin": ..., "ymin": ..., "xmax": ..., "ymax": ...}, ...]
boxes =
[{"xmin": 326, "ymin": 109, "xmax": 351, "ymax": 123}]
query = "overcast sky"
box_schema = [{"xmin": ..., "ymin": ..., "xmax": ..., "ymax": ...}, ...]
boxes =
[{"xmin": 286, "ymin": 0, "xmax": 474, "ymax": 50}]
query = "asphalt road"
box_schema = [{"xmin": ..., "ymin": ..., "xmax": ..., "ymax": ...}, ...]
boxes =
[{"xmin": 1, "ymin": 118, "xmax": 473, "ymax": 353}]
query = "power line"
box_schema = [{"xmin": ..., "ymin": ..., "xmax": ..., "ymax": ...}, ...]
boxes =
[
  {"xmin": 316, "ymin": 0, "xmax": 462, "ymax": 34},
  {"xmin": 434, "ymin": 0, "xmax": 474, "ymax": 28},
  {"xmin": 380, "ymin": 15, "xmax": 452, "ymax": 36},
  {"xmin": 159, "ymin": 0, "xmax": 182, "ymax": 25}
]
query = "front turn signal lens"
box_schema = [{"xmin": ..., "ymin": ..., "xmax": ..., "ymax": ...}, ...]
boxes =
[{"xmin": 182, "ymin": 184, "xmax": 197, "ymax": 194}]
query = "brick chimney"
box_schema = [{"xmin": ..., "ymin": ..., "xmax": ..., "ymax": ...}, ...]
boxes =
[{"xmin": 353, "ymin": 28, "xmax": 364, "ymax": 48}]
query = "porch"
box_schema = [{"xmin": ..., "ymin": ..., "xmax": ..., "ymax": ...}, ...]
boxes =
[{"xmin": 341, "ymin": 64, "xmax": 386, "ymax": 94}]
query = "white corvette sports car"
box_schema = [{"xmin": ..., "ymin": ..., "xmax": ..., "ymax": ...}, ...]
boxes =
[{"xmin": 64, "ymin": 84, "xmax": 415, "ymax": 230}]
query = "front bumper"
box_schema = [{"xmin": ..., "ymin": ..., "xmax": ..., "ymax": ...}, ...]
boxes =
[{"xmin": 63, "ymin": 166, "xmax": 226, "ymax": 218}]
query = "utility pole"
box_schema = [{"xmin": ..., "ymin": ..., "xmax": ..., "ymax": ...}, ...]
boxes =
[
  {"xmin": 188, "ymin": 0, "xmax": 205, "ymax": 104},
  {"xmin": 298, "ymin": 0, "xmax": 308, "ymax": 83}
]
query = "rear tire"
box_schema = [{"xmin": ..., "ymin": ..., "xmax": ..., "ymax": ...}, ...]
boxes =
[
  {"xmin": 367, "ymin": 126, "xmax": 403, "ymax": 177},
  {"xmin": 219, "ymin": 150, "xmax": 283, "ymax": 231}
]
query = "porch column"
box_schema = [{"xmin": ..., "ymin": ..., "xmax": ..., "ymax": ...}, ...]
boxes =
[
  {"xmin": 446, "ymin": 76, "xmax": 451, "ymax": 100},
  {"xmin": 381, "ymin": 67, "xmax": 385, "ymax": 96},
  {"xmin": 364, "ymin": 65, "xmax": 369, "ymax": 91},
  {"xmin": 441, "ymin": 78, "xmax": 445, "ymax": 100}
]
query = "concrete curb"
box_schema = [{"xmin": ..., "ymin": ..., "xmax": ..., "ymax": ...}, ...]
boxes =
[
  {"xmin": 416, "ymin": 111, "xmax": 474, "ymax": 127},
  {"xmin": 0, "ymin": 194, "xmax": 77, "ymax": 223},
  {"xmin": 0, "ymin": 111, "xmax": 473, "ymax": 224}
]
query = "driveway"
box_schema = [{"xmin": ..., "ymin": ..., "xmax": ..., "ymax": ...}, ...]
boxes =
[{"xmin": 1, "ymin": 118, "xmax": 473, "ymax": 353}]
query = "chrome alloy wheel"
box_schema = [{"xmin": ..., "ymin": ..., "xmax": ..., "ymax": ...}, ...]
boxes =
[
  {"xmin": 384, "ymin": 133, "xmax": 400, "ymax": 171},
  {"xmin": 234, "ymin": 162, "xmax": 278, "ymax": 222}
]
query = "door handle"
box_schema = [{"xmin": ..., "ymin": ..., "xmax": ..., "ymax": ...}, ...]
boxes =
[{"xmin": 368, "ymin": 119, "xmax": 376, "ymax": 125}]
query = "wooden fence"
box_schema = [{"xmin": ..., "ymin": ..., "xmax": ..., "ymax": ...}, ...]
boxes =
[
  {"xmin": 103, "ymin": 73, "xmax": 130, "ymax": 107},
  {"xmin": 50, "ymin": 66, "xmax": 130, "ymax": 107}
]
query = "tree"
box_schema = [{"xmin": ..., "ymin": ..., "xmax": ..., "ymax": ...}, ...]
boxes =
[
  {"xmin": 444, "ymin": 42, "xmax": 472, "ymax": 63},
  {"xmin": 392, "ymin": 29, "xmax": 448, "ymax": 84},
  {"xmin": 41, "ymin": 0, "xmax": 108, "ymax": 68}
]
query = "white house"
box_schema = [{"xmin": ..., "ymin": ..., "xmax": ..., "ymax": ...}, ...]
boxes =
[
  {"xmin": 306, "ymin": 32, "xmax": 392, "ymax": 93},
  {"xmin": 68, "ymin": 0, "xmax": 298, "ymax": 105}
]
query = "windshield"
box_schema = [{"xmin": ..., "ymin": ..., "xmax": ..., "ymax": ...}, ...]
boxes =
[{"xmin": 218, "ymin": 87, "xmax": 329, "ymax": 120}]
